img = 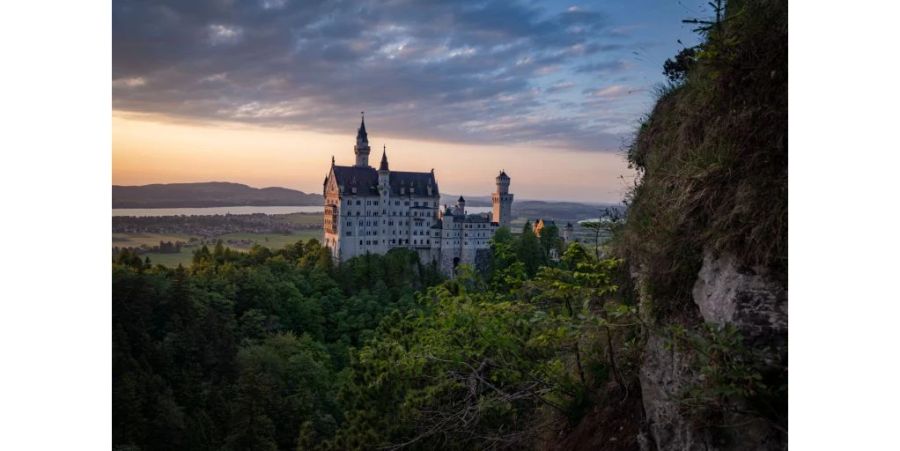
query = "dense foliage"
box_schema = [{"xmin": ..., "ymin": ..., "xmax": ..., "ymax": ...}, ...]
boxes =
[{"xmin": 113, "ymin": 234, "xmax": 640, "ymax": 450}]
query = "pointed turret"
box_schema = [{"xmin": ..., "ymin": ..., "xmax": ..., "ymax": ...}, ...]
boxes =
[
  {"xmin": 357, "ymin": 115, "xmax": 367, "ymax": 141},
  {"xmin": 379, "ymin": 145, "xmax": 389, "ymax": 171},
  {"xmin": 354, "ymin": 112, "xmax": 371, "ymax": 167}
]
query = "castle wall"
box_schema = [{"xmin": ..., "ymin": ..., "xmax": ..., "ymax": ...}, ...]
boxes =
[{"xmin": 330, "ymin": 193, "xmax": 440, "ymax": 261}]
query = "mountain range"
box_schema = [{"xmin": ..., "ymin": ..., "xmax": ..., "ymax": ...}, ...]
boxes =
[
  {"xmin": 112, "ymin": 182, "xmax": 321, "ymax": 208},
  {"xmin": 112, "ymin": 182, "xmax": 617, "ymax": 221}
]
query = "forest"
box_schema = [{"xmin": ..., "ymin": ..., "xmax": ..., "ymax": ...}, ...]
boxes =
[{"xmin": 113, "ymin": 222, "xmax": 646, "ymax": 450}]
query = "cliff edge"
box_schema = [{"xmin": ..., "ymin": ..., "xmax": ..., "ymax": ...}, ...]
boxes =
[{"xmin": 618, "ymin": 0, "xmax": 787, "ymax": 449}]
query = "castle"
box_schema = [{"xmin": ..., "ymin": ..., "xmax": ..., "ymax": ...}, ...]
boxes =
[{"xmin": 323, "ymin": 116, "xmax": 513, "ymax": 274}]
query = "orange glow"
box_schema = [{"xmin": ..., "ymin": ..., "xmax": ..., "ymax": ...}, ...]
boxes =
[{"xmin": 112, "ymin": 111, "xmax": 634, "ymax": 203}]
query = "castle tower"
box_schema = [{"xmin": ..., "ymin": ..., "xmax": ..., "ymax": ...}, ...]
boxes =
[
  {"xmin": 456, "ymin": 195, "xmax": 466, "ymax": 214},
  {"xmin": 492, "ymin": 170, "xmax": 513, "ymax": 228},
  {"xmin": 354, "ymin": 113, "xmax": 371, "ymax": 167}
]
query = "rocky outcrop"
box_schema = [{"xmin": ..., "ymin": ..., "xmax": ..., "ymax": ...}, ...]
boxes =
[
  {"xmin": 692, "ymin": 252, "xmax": 787, "ymax": 347},
  {"xmin": 639, "ymin": 251, "xmax": 787, "ymax": 451},
  {"xmin": 639, "ymin": 332, "xmax": 714, "ymax": 451}
]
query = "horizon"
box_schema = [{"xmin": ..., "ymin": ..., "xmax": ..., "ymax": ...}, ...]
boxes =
[
  {"xmin": 112, "ymin": 179, "xmax": 621, "ymax": 206},
  {"xmin": 113, "ymin": 0, "xmax": 709, "ymax": 203}
]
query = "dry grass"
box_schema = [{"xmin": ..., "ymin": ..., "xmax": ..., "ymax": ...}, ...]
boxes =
[{"xmin": 616, "ymin": 0, "xmax": 787, "ymax": 320}]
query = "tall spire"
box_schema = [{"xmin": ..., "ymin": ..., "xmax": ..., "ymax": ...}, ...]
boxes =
[
  {"xmin": 354, "ymin": 111, "xmax": 371, "ymax": 167},
  {"xmin": 357, "ymin": 111, "xmax": 368, "ymax": 143},
  {"xmin": 379, "ymin": 145, "xmax": 389, "ymax": 171}
]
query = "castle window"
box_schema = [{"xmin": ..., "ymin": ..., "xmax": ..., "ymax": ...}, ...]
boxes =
[
  {"xmin": 359, "ymin": 240, "xmax": 363, "ymax": 245},
  {"xmin": 346, "ymin": 231, "xmax": 351, "ymax": 236},
  {"xmin": 356, "ymin": 200, "xmax": 361, "ymax": 205},
  {"xmin": 404, "ymin": 201, "xmax": 409, "ymax": 206}
]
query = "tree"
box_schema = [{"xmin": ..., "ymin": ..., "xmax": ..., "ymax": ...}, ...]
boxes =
[
  {"xmin": 663, "ymin": 46, "xmax": 697, "ymax": 83},
  {"xmin": 517, "ymin": 221, "xmax": 545, "ymax": 277},
  {"xmin": 538, "ymin": 223, "xmax": 562, "ymax": 258}
]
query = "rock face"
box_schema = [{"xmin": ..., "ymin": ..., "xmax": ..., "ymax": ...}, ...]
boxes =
[
  {"xmin": 639, "ymin": 332, "xmax": 715, "ymax": 451},
  {"xmin": 639, "ymin": 251, "xmax": 787, "ymax": 451},
  {"xmin": 692, "ymin": 252, "xmax": 788, "ymax": 346}
]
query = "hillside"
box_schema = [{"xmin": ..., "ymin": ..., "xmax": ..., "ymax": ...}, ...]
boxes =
[
  {"xmin": 609, "ymin": 0, "xmax": 789, "ymax": 449},
  {"xmin": 112, "ymin": 182, "xmax": 322, "ymax": 208}
]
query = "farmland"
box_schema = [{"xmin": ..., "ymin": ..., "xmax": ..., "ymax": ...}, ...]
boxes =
[{"xmin": 112, "ymin": 213, "xmax": 323, "ymax": 267}]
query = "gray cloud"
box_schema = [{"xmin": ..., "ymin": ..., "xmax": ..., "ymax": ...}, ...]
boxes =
[{"xmin": 113, "ymin": 0, "xmax": 647, "ymax": 151}]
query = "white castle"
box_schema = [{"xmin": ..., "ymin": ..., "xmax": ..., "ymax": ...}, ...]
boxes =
[{"xmin": 323, "ymin": 116, "xmax": 513, "ymax": 274}]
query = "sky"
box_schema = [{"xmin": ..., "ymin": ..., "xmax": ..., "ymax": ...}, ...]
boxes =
[{"xmin": 112, "ymin": 0, "xmax": 710, "ymax": 203}]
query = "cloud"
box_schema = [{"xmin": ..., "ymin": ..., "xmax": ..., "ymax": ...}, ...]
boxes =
[
  {"xmin": 574, "ymin": 60, "xmax": 630, "ymax": 74},
  {"xmin": 545, "ymin": 81, "xmax": 575, "ymax": 93},
  {"xmin": 113, "ymin": 77, "xmax": 146, "ymax": 88},
  {"xmin": 260, "ymin": 0, "xmax": 287, "ymax": 10},
  {"xmin": 112, "ymin": 0, "xmax": 656, "ymax": 152},
  {"xmin": 207, "ymin": 24, "xmax": 243, "ymax": 45},
  {"xmin": 585, "ymin": 85, "xmax": 631, "ymax": 99}
]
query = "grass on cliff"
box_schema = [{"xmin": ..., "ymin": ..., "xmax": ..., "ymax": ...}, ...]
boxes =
[{"xmin": 616, "ymin": 0, "xmax": 787, "ymax": 320}]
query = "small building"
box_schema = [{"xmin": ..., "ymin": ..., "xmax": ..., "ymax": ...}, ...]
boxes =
[{"xmin": 533, "ymin": 218, "xmax": 556, "ymax": 237}]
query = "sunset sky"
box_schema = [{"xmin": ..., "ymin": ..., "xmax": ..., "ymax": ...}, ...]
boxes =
[{"xmin": 113, "ymin": 0, "xmax": 708, "ymax": 203}]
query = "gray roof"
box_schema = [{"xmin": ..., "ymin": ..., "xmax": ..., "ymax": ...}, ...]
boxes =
[
  {"xmin": 389, "ymin": 171, "xmax": 439, "ymax": 197},
  {"xmin": 331, "ymin": 165, "xmax": 439, "ymax": 197}
]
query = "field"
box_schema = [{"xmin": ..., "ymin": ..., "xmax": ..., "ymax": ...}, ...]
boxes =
[
  {"xmin": 113, "ymin": 211, "xmax": 604, "ymax": 268},
  {"xmin": 113, "ymin": 232, "xmax": 190, "ymax": 247},
  {"xmin": 113, "ymin": 230, "xmax": 323, "ymax": 267}
]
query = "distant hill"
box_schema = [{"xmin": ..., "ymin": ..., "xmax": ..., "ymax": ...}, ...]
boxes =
[
  {"xmin": 113, "ymin": 182, "xmax": 617, "ymax": 220},
  {"xmin": 440, "ymin": 194, "xmax": 617, "ymax": 222},
  {"xmin": 439, "ymin": 194, "xmax": 491, "ymax": 207},
  {"xmin": 513, "ymin": 200, "xmax": 618, "ymax": 222},
  {"xmin": 112, "ymin": 182, "xmax": 322, "ymax": 208}
]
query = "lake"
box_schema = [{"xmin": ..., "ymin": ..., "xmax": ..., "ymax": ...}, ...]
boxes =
[{"xmin": 112, "ymin": 205, "xmax": 493, "ymax": 217}]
